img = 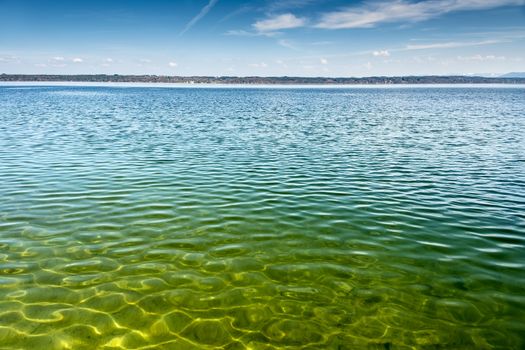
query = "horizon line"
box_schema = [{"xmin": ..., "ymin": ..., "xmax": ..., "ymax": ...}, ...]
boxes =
[{"xmin": 1, "ymin": 73, "xmax": 523, "ymax": 79}]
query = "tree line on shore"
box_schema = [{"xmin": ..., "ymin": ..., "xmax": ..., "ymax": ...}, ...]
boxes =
[{"xmin": 1, "ymin": 74, "xmax": 524, "ymax": 84}]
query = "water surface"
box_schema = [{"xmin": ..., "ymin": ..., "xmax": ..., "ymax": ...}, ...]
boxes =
[{"xmin": 0, "ymin": 85, "xmax": 524, "ymax": 349}]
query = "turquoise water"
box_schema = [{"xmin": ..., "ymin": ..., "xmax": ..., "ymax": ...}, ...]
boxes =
[{"xmin": 0, "ymin": 85, "xmax": 524, "ymax": 349}]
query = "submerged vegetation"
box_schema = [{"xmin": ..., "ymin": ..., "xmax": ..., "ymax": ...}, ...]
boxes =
[{"xmin": 0, "ymin": 86, "xmax": 523, "ymax": 349}]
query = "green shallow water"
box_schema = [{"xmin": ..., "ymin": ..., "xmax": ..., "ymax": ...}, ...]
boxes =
[{"xmin": 0, "ymin": 85, "xmax": 524, "ymax": 349}]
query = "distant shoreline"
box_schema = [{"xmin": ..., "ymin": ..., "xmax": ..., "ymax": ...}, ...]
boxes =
[
  {"xmin": 3, "ymin": 82, "xmax": 525, "ymax": 90},
  {"xmin": 1, "ymin": 74, "xmax": 525, "ymax": 85}
]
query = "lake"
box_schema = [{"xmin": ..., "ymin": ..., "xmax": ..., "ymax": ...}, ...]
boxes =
[{"xmin": 0, "ymin": 85, "xmax": 524, "ymax": 349}]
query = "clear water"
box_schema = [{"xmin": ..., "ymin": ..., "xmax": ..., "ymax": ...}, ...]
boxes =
[{"xmin": 0, "ymin": 85, "xmax": 524, "ymax": 349}]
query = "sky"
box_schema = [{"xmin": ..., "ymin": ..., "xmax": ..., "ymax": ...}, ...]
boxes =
[{"xmin": 0, "ymin": 0, "xmax": 524, "ymax": 77}]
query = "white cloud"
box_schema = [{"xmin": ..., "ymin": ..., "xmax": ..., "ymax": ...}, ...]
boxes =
[
  {"xmin": 253, "ymin": 13, "xmax": 306, "ymax": 32},
  {"xmin": 311, "ymin": 41, "xmax": 334, "ymax": 46},
  {"xmin": 180, "ymin": 0, "xmax": 219, "ymax": 35},
  {"xmin": 405, "ymin": 39, "xmax": 503, "ymax": 50},
  {"xmin": 457, "ymin": 54, "xmax": 506, "ymax": 61},
  {"xmin": 0, "ymin": 55, "xmax": 19, "ymax": 63},
  {"xmin": 249, "ymin": 62, "xmax": 268, "ymax": 68},
  {"xmin": 169, "ymin": 61, "xmax": 178, "ymax": 67},
  {"xmin": 105, "ymin": 58, "xmax": 113, "ymax": 63},
  {"xmin": 224, "ymin": 29, "xmax": 278, "ymax": 37},
  {"xmin": 52, "ymin": 56, "xmax": 65, "ymax": 61},
  {"xmin": 373, "ymin": 50, "xmax": 390, "ymax": 57},
  {"xmin": 224, "ymin": 30, "xmax": 280, "ymax": 38},
  {"xmin": 139, "ymin": 58, "xmax": 152, "ymax": 63},
  {"xmin": 278, "ymin": 39, "xmax": 297, "ymax": 50},
  {"xmin": 72, "ymin": 58, "xmax": 83, "ymax": 63},
  {"xmin": 266, "ymin": 0, "xmax": 318, "ymax": 12},
  {"xmin": 412, "ymin": 55, "xmax": 437, "ymax": 63},
  {"xmin": 320, "ymin": 58, "xmax": 328, "ymax": 64},
  {"xmin": 316, "ymin": 0, "xmax": 525, "ymax": 29},
  {"xmin": 275, "ymin": 59, "xmax": 290, "ymax": 68},
  {"xmin": 225, "ymin": 29, "xmax": 255, "ymax": 36}
]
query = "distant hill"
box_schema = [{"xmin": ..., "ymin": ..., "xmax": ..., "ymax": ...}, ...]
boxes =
[
  {"xmin": 500, "ymin": 72, "xmax": 525, "ymax": 78},
  {"xmin": 1, "ymin": 74, "xmax": 525, "ymax": 85}
]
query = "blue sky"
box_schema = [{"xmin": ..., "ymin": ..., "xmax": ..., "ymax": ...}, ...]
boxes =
[{"xmin": 1, "ymin": 0, "xmax": 524, "ymax": 76}]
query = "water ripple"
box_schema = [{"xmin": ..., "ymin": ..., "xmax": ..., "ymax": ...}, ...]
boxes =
[{"xmin": 0, "ymin": 86, "xmax": 524, "ymax": 349}]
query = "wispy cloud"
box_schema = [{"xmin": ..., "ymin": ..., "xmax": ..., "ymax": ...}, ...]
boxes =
[
  {"xmin": 311, "ymin": 41, "xmax": 334, "ymax": 46},
  {"xmin": 266, "ymin": 0, "xmax": 318, "ymax": 12},
  {"xmin": 229, "ymin": 13, "xmax": 305, "ymax": 36},
  {"xmin": 180, "ymin": 0, "xmax": 219, "ymax": 36},
  {"xmin": 457, "ymin": 54, "xmax": 506, "ymax": 61},
  {"xmin": 274, "ymin": 36, "xmax": 509, "ymax": 65},
  {"xmin": 219, "ymin": 5, "xmax": 252, "ymax": 23},
  {"xmin": 405, "ymin": 39, "xmax": 504, "ymax": 50},
  {"xmin": 224, "ymin": 29, "xmax": 278, "ymax": 37},
  {"xmin": 278, "ymin": 39, "xmax": 298, "ymax": 50},
  {"xmin": 249, "ymin": 62, "xmax": 268, "ymax": 68},
  {"xmin": 234, "ymin": 1, "xmax": 524, "ymax": 38},
  {"xmin": 316, "ymin": 0, "xmax": 525, "ymax": 29},
  {"xmin": 168, "ymin": 61, "xmax": 178, "ymax": 67},
  {"xmin": 72, "ymin": 57, "xmax": 83, "ymax": 63},
  {"xmin": 373, "ymin": 50, "xmax": 390, "ymax": 57},
  {"xmin": 0, "ymin": 55, "xmax": 20, "ymax": 63},
  {"xmin": 253, "ymin": 13, "xmax": 306, "ymax": 32}
]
